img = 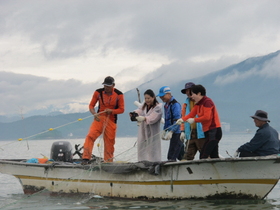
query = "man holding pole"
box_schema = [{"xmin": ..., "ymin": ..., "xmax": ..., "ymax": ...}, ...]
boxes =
[{"xmin": 82, "ymin": 76, "xmax": 125, "ymax": 163}]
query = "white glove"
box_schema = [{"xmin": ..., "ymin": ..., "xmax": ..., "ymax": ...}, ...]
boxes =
[
  {"xmin": 133, "ymin": 101, "xmax": 142, "ymax": 108},
  {"xmin": 233, "ymin": 150, "xmax": 239, "ymax": 158},
  {"xmin": 187, "ymin": 118, "xmax": 195, "ymax": 124},
  {"xmin": 165, "ymin": 131, "xmax": 173, "ymax": 140},
  {"xmin": 176, "ymin": 118, "xmax": 184, "ymax": 125},
  {"xmin": 161, "ymin": 130, "xmax": 167, "ymax": 140},
  {"xmin": 180, "ymin": 132, "xmax": 185, "ymax": 142},
  {"xmin": 136, "ymin": 116, "xmax": 145, "ymax": 122}
]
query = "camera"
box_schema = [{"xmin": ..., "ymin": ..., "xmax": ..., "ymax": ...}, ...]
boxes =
[{"xmin": 130, "ymin": 112, "xmax": 139, "ymax": 121}]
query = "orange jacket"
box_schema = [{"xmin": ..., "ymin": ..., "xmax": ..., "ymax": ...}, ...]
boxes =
[
  {"xmin": 89, "ymin": 88, "xmax": 125, "ymax": 123},
  {"xmin": 182, "ymin": 96, "xmax": 221, "ymax": 132}
]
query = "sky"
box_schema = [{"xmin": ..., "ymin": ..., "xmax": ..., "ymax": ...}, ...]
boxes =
[{"xmin": 1, "ymin": 0, "xmax": 280, "ymax": 116}]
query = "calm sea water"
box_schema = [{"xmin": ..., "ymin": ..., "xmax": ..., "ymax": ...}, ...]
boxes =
[{"xmin": 0, "ymin": 133, "xmax": 280, "ymax": 210}]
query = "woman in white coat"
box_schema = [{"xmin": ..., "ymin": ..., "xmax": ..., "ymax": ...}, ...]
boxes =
[{"xmin": 133, "ymin": 89, "xmax": 163, "ymax": 162}]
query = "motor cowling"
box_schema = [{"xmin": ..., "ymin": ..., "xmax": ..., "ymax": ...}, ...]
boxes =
[{"xmin": 50, "ymin": 141, "xmax": 73, "ymax": 162}]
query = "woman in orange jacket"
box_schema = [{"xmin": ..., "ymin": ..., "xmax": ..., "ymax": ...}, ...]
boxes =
[{"xmin": 176, "ymin": 84, "xmax": 222, "ymax": 159}]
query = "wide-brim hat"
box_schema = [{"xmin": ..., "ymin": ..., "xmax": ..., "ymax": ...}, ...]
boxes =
[
  {"xmin": 181, "ymin": 82, "xmax": 195, "ymax": 94},
  {"xmin": 102, "ymin": 76, "xmax": 115, "ymax": 86},
  {"xmin": 250, "ymin": 110, "xmax": 270, "ymax": 122},
  {"xmin": 157, "ymin": 86, "xmax": 171, "ymax": 97}
]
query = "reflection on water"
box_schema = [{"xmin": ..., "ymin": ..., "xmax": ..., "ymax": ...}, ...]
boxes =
[{"xmin": 1, "ymin": 193, "xmax": 280, "ymax": 210}]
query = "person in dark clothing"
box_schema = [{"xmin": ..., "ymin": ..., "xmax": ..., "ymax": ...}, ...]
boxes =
[{"xmin": 234, "ymin": 110, "xmax": 280, "ymax": 157}]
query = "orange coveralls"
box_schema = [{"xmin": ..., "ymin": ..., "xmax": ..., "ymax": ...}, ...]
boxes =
[{"xmin": 82, "ymin": 88, "xmax": 125, "ymax": 162}]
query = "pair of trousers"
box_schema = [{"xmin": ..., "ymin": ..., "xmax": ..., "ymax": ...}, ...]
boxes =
[
  {"xmin": 82, "ymin": 116, "xmax": 117, "ymax": 162},
  {"xmin": 200, "ymin": 127, "xmax": 222, "ymax": 159},
  {"xmin": 183, "ymin": 138, "xmax": 206, "ymax": 160},
  {"xmin": 183, "ymin": 129, "xmax": 206, "ymax": 160},
  {"xmin": 239, "ymin": 151, "xmax": 259, "ymax": 157},
  {"xmin": 167, "ymin": 133, "xmax": 183, "ymax": 161}
]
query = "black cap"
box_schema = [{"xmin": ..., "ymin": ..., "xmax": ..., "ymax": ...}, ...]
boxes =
[
  {"xmin": 102, "ymin": 76, "xmax": 115, "ymax": 86},
  {"xmin": 181, "ymin": 82, "xmax": 195, "ymax": 94}
]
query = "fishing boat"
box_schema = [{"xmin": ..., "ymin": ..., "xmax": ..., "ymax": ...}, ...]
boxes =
[{"xmin": 0, "ymin": 141, "xmax": 280, "ymax": 200}]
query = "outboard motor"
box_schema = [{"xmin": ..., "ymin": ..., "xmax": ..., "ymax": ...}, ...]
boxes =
[{"xmin": 50, "ymin": 141, "xmax": 73, "ymax": 162}]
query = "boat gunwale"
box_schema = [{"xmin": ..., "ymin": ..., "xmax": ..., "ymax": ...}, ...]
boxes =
[{"xmin": 0, "ymin": 155, "xmax": 279, "ymax": 169}]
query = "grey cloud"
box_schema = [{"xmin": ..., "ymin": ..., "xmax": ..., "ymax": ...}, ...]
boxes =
[
  {"xmin": 213, "ymin": 53, "xmax": 280, "ymax": 85},
  {"xmin": 0, "ymin": 71, "xmax": 95, "ymax": 115},
  {"xmin": 1, "ymin": 1, "xmax": 280, "ymax": 60},
  {"xmin": 260, "ymin": 54, "xmax": 280, "ymax": 78},
  {"xmin": 138, "ymin": 57, "xmax": 239, "ymax": 89},
  {"xmin": 125, "ymin": 1, "xmax": 280, "ymax": 58},
  {"xmin": 214, "ymin": 68, "xmax": 258, "ymax": 85}
]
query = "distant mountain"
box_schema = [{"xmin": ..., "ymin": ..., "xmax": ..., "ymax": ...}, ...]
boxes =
[
  {"xmin": 0, "ymin": 112, "xmax": 93, "ymax": 140},
  {"xmin": 0, "ymin": 115, "xmax": 21, "ymax": 123},
  {"xmin": 192, "ymin": 50, "xmax": 280, "ymax": 133},
  {"xmin": 0, "ymin": 50, "xmax": 279, "ymax": 140},
  {"xmin": 122, "ymin": 50, "xmax": 280, "ymax": 134}
]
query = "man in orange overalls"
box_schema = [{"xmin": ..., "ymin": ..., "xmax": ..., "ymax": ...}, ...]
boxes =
[{"xmin": 82, "ymin": 76, "xmax": 125, "ymax": 163}]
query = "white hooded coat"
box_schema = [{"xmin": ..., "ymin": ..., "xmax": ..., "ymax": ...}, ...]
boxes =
[{"xmin": 135, "ymin": 103, "xmax": 162, "ymax": 162}]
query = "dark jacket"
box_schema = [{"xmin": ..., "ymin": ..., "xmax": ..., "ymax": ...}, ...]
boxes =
[{"xmin": 238, "ymin": 123, "xmax": 280, "ymax": 156}]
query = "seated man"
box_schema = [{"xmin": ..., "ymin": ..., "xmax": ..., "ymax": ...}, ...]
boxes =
[{"xmin": 235, "ymin": 110, "xmax": 280, "ymax": 157}]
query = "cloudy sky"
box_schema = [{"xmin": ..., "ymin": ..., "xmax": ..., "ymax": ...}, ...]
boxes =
[{"xmin": 1, "ymin": 0, "xmax": 280, "ymax": 116}]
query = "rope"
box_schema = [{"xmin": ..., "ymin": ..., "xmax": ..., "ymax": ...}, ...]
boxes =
[
  {"xmin": 0, "ymin": 116, "xmax": 181, "ymax": 208},
  {"xmin": 184, "ymin": 127, "xmax": 192, "ymax": 157},
  {"xmin": 0, "ymin": 112, "xmax": 106, "ymax": 151},
  {"xmin": 0, "ymin": 111, "xmax": 110, "ymax": 151},
  {"xmin": 0, "ymin": 110, "xmax": 178, "ymax": 163},
  {"xmin": 112, "ymin": 123, "xmax": 177, "ymax": 162},
  {"xmin": 96, "ymin": 114, "xmax": 110, "ymax": 159},
  {"xmin": 1, "ymin": 111, "xmax": 177, "ymax": 208}
]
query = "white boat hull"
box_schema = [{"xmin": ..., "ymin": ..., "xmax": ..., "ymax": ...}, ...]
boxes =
[{"xmin": 0, "ymin": 156, "xmax": 280, "ymax": 199}]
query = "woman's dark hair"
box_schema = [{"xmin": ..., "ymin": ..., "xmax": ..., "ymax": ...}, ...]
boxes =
[
  {"xmin": 142, "ymin": 89, "xmax": 158, "ymax": 110},
  {"xmin": 191, "ymin": 84, "xmax": 206, "ymax": 96}
]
